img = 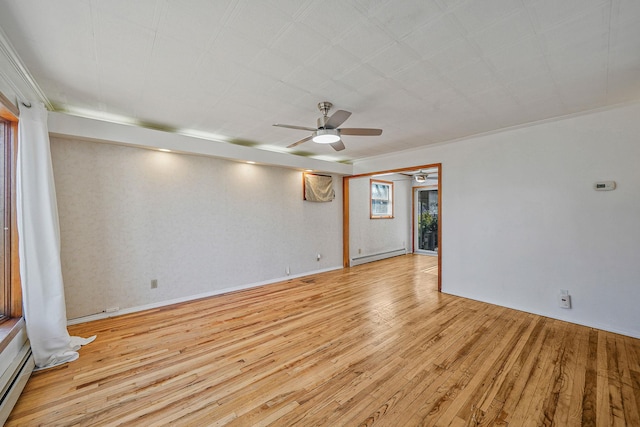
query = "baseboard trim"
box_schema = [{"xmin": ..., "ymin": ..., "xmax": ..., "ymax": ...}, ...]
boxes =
[
  {"xmin": 67, "ymin": 266, "xmax": 343, "ymax": 325},
  {"xmin": 350, "ymin": 248, "xmax": 406, "ymax": 267},
  {"xmin": 441, "ymin": 290, "xmax": 640, "ymax": 340}
]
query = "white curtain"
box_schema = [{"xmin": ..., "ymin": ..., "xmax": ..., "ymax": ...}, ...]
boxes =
[{"xmin": 17, "ymin": 102, "xmax": 94, "ymax": 369}]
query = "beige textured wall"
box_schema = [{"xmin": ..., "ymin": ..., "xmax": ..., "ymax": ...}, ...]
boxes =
[{"xmin": 51, "ymin": 137, "xmax": 343, "ymax": 319}]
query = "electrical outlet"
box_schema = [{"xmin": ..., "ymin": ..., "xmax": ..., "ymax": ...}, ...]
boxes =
[
  {"xmin": 151, "ymin": 279, "xmax": 158, "ymax": 289},
  {"xmin": 558, "ymin": 294, "xmax": 571, "ymax": 309},
  {"xmin": 286, "ymin": 266, "xmax": 290, "ymax": 276},
  {"xmin": 316, "ymin": 253, "xmax": 321, "ymax": 261}
]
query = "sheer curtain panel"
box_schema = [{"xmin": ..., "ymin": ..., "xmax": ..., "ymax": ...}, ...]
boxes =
[{"xmin": 17, "ymin": 102, "xmax": 94, "ymax": 369}]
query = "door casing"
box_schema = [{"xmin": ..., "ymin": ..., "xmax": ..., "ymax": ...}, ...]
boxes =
[{"xmin": 343, "ymin": 163, "xmax": 442, "ymax": 292}]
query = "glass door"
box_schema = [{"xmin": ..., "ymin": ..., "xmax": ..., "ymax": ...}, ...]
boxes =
[{"xmin": 414, "ymin": 188, "xmax": 438, "ymax": 255}]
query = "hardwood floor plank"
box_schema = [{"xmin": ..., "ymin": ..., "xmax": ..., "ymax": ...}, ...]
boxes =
[
  {"xmin": 622, "ymin": 338, "xmax": 640, "ymax": 427},
  {"xmin": 430, "ymin": 311, "xmax": 532, "ymax": 426},
  {"xmin": 6, "ymin": 255, "xmax": 640, "ymax": 426},
  {"xmin": 580, "ymin": 328, "xmax": 599, "ymax": 427},
  {"xmin": 552, "ymin": 323, "xmax": 587, "ymax": 427},
  {"xmin": 386, "ymin": 310, "xmax": 511, "ymax": 426},
  {"xmin": 521, "ymin": 321, "xmax": 569, "ymax": 426},
  {"xmin": 453, "ymin": 311, "xmax": 537, "ymax": 421},
  {"xmin": 472, "ymin": 317, "xmax": 550, "ymax": 425},
  {"xmin": 357, "ymin": 306, "xmax": 499, "ymax": 425}
]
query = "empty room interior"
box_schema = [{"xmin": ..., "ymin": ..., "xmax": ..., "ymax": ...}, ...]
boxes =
[{"xmin": 0, "ymin": 1, "xmax": 639, "ymax": 425}]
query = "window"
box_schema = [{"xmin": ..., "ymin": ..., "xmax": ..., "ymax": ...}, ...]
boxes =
[
  {"xmin": 370, "ymin": 179, "xmax": 393, "ymax": 219},
  {"xmin": 0, "ymin": 94, "xmax": 21, "ymax": 322}
]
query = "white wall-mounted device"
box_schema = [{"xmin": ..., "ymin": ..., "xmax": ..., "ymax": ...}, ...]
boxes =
[
  {"xmin": 593, "ymin": 181, "xmax": 616, "ymax": 191},
  {"xmin": 558, "ymin": 294, "xmax": 571, "ymax": 309}
]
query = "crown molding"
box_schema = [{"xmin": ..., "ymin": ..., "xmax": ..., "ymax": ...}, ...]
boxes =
[{"xmin": 0, "ymin": 24, "xmax": 52, "ymax": 109}]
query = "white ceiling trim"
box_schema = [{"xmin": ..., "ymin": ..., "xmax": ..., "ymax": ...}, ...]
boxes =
[
  {"xmin": 354, "ymin": 98, "xmax": 640, "ymax": 165},
  {"xmin": 0, "ymin": 24, "xmax": 50, "ymax": 108},
  {"xmin": 47, "ymin": 112, "xmax": 353, "ymax": 176}
]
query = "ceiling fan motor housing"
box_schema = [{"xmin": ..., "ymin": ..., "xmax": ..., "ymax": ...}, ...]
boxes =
[
  {"xmin": 317, "ymin": 102, "xmax": 333, "ymax": 128},
  {"xmin": 317, "ymin": 101, "xmax": 333, "ymax": 116}
]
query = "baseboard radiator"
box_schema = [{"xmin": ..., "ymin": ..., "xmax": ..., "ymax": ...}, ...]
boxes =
[
  {"xmin": 350, "ymin": 248, "xmax": 406, "ymax": 267},
  {"xmin": 0, "ymin": 341, "xmax": 34, "ymax": 424}
]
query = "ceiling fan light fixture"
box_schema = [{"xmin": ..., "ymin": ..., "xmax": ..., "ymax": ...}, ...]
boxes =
[
  {"xmin": 415, "ymin": 174, "xmax": 427, "ymax": 183},
  {"xmin": 312, "ymin": 128, "xmax": 341, "ymax": 144}
]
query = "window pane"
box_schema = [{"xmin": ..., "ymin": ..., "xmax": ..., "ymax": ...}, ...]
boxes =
[{"xmin": 370, "ymin": 180, "xmax": 393, "ymax": 218}]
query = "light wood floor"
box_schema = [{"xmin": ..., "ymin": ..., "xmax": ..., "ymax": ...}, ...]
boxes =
[{"xmin": 8, "ymin": 255, "xmax": 640, "ymax": 426}]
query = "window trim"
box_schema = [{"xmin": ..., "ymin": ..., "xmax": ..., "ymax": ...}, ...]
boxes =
[
  {"xmin": 0, "ymin": 92, "xmax": 22, "ymax": 322},
  {"xmin": 370, "ymin": 179, "xmax": 394, "ymax": 219}
]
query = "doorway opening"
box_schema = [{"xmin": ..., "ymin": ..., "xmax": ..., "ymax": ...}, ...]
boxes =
[{"xmin": 343, "ymin": 163, "xmax": 441, "ymax": 292}]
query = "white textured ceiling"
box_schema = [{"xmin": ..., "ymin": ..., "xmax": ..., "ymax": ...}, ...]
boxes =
[{"xmin": 0, "ymin": 0, "xmax": 639, "ymax": 163}]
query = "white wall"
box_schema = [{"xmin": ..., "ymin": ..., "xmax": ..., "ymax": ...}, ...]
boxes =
[
  {"xmin": 349, "ymin": 174, "xmax": 411, "ymax": 261},
  {"xmin": 354, "ymin": 102, "xmax": 640, "ymax": 338},
  {"xmin": 51, "ymin": 137, "xmax": 343, "ymax": 319}
]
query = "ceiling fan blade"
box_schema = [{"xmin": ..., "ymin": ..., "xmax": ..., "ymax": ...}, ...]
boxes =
[
  {"xmin": 286, "ymin": 135, "xmax": 313, "ymax": 149},
  {"xmin": 330, "ymin": 140, "xmax": 346, "ymax": 151},
  {"xmin": 339, "ymin": 128, "xmax": 383, "ymax": 136},
  {"xmin": 273, "ymin": 123, "xmax": 317, "ymax": 131},
  {"xmin": 324, "ymin": 110, "xmax": 352, "ymax": 129}
]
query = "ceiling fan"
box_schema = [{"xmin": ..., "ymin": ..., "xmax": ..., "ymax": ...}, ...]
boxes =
[
  {"xmin": 273, "ymin": 101, "xmax": 383, "ymax": 151},
  {"xmin": 411, "ymin": 170, "xmax": 438, "ymax": 183}
]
